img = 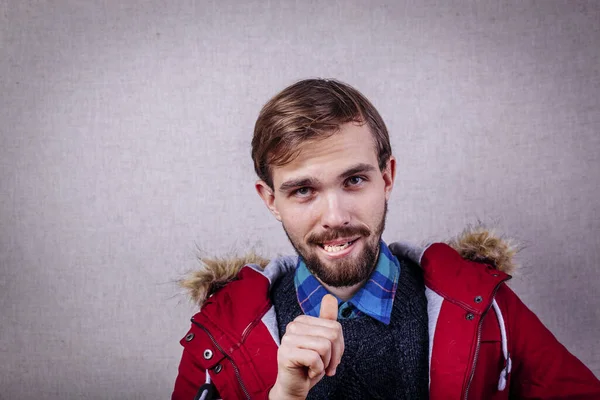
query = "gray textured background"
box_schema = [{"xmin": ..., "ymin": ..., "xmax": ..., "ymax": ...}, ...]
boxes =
[{"xmin": 1, "ymin": 1, "xmax": 599, "ymax": 399}]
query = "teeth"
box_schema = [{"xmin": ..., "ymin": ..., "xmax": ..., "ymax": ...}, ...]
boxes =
[{"xmin": 323, "ymin": 242, "xmax": 351, "ymax": 253}]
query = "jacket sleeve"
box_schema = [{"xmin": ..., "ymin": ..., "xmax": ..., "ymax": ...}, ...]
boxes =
[{"xmin": 499, "ymin": 285, "xmax": 600, "ymax": 399}]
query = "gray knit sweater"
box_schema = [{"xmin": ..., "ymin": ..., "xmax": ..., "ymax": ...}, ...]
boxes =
[{"xmin": 270, "ymin": 259, "xmax": 429, "ymax": 399}]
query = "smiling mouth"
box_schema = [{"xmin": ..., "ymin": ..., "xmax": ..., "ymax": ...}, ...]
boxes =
[{"xmin": 319, "ymin": 238, "xmax": 359, "ymax": 253}]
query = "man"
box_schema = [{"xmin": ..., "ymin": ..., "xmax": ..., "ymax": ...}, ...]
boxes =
[{"xmin": 172, "ymin": 79, "xmax": 600, "ymax": 399}]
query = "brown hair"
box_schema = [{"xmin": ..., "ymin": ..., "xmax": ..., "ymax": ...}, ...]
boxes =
[{"xmin": 251, "ymin": 78, "xmax": 392, "ymax": 188}]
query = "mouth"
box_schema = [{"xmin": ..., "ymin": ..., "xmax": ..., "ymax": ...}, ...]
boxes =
[{"xmin": 317, "ymin": 237, "xmax": 360, "ymax": 258}]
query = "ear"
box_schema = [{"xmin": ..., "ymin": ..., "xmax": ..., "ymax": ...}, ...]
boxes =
[
  {"xmin": 382, "ymin": 156, "xmax": 396, "ymax": 201},
  {"xmin": 255, "ymin": 180, "xmax": 282, "ymax": 221}
]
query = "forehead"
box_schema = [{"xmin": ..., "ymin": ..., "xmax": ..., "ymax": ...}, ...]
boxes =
[{"xmin": 271, "ymin": 123, "xmax": 379, "ymax": 185}]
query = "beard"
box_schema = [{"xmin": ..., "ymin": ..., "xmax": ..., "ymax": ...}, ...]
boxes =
[{"xmin": 283, "ymin": 202, "xmax": 387, "ymax": 288}]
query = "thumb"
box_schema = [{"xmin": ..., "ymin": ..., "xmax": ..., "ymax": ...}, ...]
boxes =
[{"xmin": 319, "ymin": 294, "xmax": 338, "ymax": 321}]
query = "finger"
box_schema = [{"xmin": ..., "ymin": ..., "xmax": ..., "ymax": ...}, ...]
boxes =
[
  {"xmin": 285, "ymin": 321, "xmax": 343, "ymax": 375},
  {"xmin": 318, "ymin": 294, "xmax": 343, "ymax": 375},
  {"xmin": 286, "ymin": 321, "xmax": 344, "ymax": 376},
  {"xmin": 281, "ymin": 333, "xmax": 332, "ymax": 371},
  {"xmin": 280, "ymin": 346, "xmax": 326, "ymax": 380},
  {"xmin": 286, "ymin": 321, "xmax": 339, "ymax": 342},
  {"xmin": 319, "ymin": 294, "xmax": 338, "ymax": 321},
  {"xmin": 326, "ymin": 326, "xmax": 344, "ymax": 376},
  {"xmin": 293, "ymin": 314, "xmax": 340, "ymax": 329}
]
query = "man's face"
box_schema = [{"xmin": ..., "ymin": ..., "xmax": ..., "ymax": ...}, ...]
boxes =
[{"xmin": 256, "ymin": 122, "xmax": 396, "ymax": 287}]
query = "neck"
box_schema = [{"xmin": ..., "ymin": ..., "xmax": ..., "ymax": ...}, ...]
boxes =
[{"xmin": 318, "ymin": 279, "xmax": 366, "ymax": 302}]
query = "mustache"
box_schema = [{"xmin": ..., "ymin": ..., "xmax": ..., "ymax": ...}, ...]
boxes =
[{"xmin": 307, "ymin": 225, "xmax": 371, "ymax": 245}]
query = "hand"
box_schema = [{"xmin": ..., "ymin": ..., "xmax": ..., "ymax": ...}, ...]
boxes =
[{"xmin": 269, "ymin": 294, "xmax": 344, "ymax": 400}]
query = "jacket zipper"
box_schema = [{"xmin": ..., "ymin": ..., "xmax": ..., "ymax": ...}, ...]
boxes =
[
  {"xmin": 241, "ymin": 302, "xmax": 272, "ymax": 343},
  {"xmin": 191, "ymin": 318, "xmax": 252, "ymax": 400},
  {"xmin": 463, "ymin": 277, "xmax": 510, "ymax": 400}
]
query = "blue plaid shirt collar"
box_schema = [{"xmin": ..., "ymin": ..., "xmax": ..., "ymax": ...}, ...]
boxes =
[{"xmin": 294, "ymin": 241, "xmax": 400, "ymax": 325}]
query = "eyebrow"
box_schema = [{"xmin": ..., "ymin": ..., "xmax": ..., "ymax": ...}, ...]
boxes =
[
  {"xmin": 278, "ymin": 163, "xmax": 376, "ymax": 192},
  {"xmin": 279, "ymin": 177, "xmax": 321, "ymax": 192},
  {"xmin": 339, "ymin": 163, "xmax": 376, "ymax": 179}
]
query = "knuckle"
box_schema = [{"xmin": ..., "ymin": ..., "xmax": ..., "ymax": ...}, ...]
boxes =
[
  {"xmin": 281, "ymin": 333, "xmax": 293, "ymax": 346},
  {"xmin": 310, "ymin": 352, "xmax": 321, "ymax": 366},
  {"xmin": 316, "ymin": 338, "xmax": 329, "ymax": 353},
  {"xmin": 296, "ymin": 316, "xmax": 312, "ymax": 325},
  {"xmin": 328, "ymin": 329, "xmax": 340, "ymax": 342},
  {"xmin": 286, "ymin": 321, "xmax": 296, "ymax": 333},
  {"xmin": 294, "ymin": 315, "xmax": 308, "ymax": 323}
]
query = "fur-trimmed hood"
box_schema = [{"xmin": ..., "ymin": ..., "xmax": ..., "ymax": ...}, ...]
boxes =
[{"xmin": 181, "ymin": 226, "xmax": 519, "ymax": 308}]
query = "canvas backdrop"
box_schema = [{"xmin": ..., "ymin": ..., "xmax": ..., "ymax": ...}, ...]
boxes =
[{"xmin": 1, "ymin": 0, "xmax": 599, "ymax": 398}]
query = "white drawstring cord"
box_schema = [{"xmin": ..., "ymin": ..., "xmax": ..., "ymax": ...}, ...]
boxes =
[
  {"xmin": 492, "ymin": 299, "xmax": 512, "ymax": 391},
  {"xmin": 197, "ymin": 370, "xmax": 211, "ymax": 400}
]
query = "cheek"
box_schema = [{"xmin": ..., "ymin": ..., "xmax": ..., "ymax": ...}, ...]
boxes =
[
  {"xmin": 352, "ymin": 189, "xmax": 386, "ymax": 222},
  {"xmin": 277, "ymin": 202, "xmax": 316, "ymax": 237}
]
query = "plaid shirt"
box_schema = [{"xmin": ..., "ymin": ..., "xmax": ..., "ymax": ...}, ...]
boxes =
[{"xmin": 294, "ymin": 241, "xmax": 400, "ymax": 325}]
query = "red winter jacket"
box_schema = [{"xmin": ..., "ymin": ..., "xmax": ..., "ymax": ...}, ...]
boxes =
[{"xmin": 172, "ymin": 232, "xmax": 600, "ymax": 399}]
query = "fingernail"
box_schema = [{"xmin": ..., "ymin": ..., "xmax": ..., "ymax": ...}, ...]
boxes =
[{"xmin": 332, "ymin": 368, "xmax": 337, "ymax": 375}]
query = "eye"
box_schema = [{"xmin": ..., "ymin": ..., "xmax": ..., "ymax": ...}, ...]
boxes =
[
  {"xmin": 292, "ymin": 187, "xmax": 313, "ymax": 198},
  {"xmin": 345, "ymin": 176, "xmax": 365, "ymax": 187}
]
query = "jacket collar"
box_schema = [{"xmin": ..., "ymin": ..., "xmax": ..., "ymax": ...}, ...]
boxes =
[{"xmin": 389, "ymin": 242, "xmax": 511, "ymax": 314}]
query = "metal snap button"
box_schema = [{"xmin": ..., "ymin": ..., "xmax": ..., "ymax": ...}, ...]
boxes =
[
  {"xmin": 466, "ymin": 313, "xmax": 475, "ymax": 321},
  {"xmin": 185, "ymin": 333, "xmax": 194, "ymax": 342},
  {"xmin": 214, "ymin": 364, "xmax": 223, "ymax": 374},
  {"xmin": 474, "ymin": 296, "xmax": 483, "ymax": 303},
  {"xmin": 203, "ymin": 349, "xmax": 213, "ymax": 360}
]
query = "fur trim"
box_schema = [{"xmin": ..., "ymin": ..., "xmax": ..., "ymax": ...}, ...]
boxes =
[
  {"xmin": 446, "ymin": 225, "xmax": 519, "ymax": 275},
  {"xmin": 179, "ymin": 252, "xmax": 269, "ymax": 307}
]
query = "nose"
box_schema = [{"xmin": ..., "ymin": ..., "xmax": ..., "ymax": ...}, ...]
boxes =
[{"xmin": 320, "ymin": 191, "xmax": 350, "ymax": 229}]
